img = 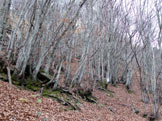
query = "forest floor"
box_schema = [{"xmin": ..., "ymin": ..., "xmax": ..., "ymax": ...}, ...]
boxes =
[{"xmin": 0, "ymin": 78, "xmax": 161, "ymax": 121}]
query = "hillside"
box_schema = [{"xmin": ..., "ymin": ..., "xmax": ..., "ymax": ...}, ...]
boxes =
[
  {"xmin": 0, "ymin": 80, "xmax": 161, "ymax": 121},
  {"xmin": 0, "ymin": 0, "xmax": 161, "ymax": 121}
]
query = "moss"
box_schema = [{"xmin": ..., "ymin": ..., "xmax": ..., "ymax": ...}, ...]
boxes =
[
  {"xmin": 11, "ymin": 74, "xmax": 18, "ymax": 81},
  {"xmin": 19, "ymin": 77, "xmax": 41, "ymax": 91},
  {"xmin": 43, "ymin": 89, "xmax": 61, "ymax": 98},
  {"xmin": 26, "ymin": 85, "xmax": 40, "ymax": 91},
  {"xmin": 12, "ymin": 76, "xmax": 42, "ymax": 91},
  {"xmin": 98, "ymin": 80, "xmax": 108, "ymax": 89},
  {"xmin": 11, "ymin": 74, "xmax": 22, "ymax": 86},
  {"xmin": 0, "ymin": 73, "xmax": 8, "ymax": 81},
  {"xmin": 127, "ymin": 89, "xmax": 135, "ymax": 94},
  {"xmin": 43, "ymin": 89, "xmax": 71, "ymax": 103},
  {"xmin": 125, "ymin": 86, "xmax": 135, "ymax": 94},
  {"xmin": 42, "ymin": 88, "xmax": 82, "ymax": 110},
  {"xmin": 86, "ymin": 95, "xmax": 97, "ymax": 103},
  {"xmin": 0, "ymin": 72, "xmax": 82, "ymax": 110},
  {"xmin": 63, "ymin": 108, "xmax": 69, "ymax": 111},
  {"xmin": 12, "ymin": 80, "xmax": 21, "ymax": 86}
]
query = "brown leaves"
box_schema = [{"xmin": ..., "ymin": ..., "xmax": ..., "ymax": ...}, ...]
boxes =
[{"xmin": 0, "ymin": 80, "xmax": 161, "ymax": 121}]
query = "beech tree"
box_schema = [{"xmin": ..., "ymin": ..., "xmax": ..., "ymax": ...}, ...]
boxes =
[
  {"xmin": 0, "ymin": 0, "xmax": 161, "ymax": 118},
  {"xmin": 0, "ymin": 0, "xmax": 11, "ymax": 51}
]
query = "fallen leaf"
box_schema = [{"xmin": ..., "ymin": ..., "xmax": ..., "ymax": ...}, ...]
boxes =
[{"xmin": 19, "ymin": 98, "xmax": 29, "ymax": 103}]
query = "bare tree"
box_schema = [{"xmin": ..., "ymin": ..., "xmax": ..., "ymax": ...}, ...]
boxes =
[{"xmin": 0, "ymin": 0, "xmax": 11, "ymax": 51}]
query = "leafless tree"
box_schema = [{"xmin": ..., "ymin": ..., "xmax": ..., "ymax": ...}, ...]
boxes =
[{"xmin": 0, "ymin": 0, "xmax": 161, "ymax": 118}]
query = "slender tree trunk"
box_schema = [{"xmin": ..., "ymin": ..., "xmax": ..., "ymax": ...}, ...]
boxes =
[{"xmin": 0, "ymin": 0, "xmax": 11, "ymax": 51}]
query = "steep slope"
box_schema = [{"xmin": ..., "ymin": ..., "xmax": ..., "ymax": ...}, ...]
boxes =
[{"xmin": 0, "ymin": 80, "xmax": 161, "ymax": 121}]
